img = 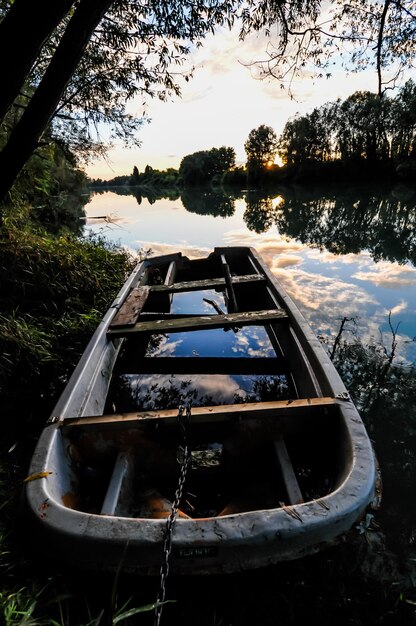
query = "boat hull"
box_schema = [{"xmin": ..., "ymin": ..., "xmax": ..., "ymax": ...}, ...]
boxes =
[{"xmin": 24, "ymin": 247, "xmax": 379, "ymax": 574}]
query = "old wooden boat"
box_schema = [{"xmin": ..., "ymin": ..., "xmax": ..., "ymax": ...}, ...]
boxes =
[{"xmin": 24, "ymin": 247, "xmax": 379, "ymax": 574}]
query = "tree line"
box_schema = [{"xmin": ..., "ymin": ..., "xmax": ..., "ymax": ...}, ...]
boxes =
[
  {"xmin": 92, "ymin": 82, "xmax": 416, "ymax": 190},
  {"xmin": 279, "ymin": 81, "xmax": 416, "ymax": 180}
]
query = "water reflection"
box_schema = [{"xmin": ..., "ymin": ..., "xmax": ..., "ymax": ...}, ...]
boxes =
[
  {"xmin": 92, "ymin": 186, "xmax": 181, "ymax": 204},
  {"xmin": 34, "ymin": 191, "xmax": 90, "ymax": 235},
  {"xmin": 181, "ymin": 188, "xmax": 235, "ymax": 217},
  {"xmin": 100, "ymin": 183, "xmax": 416, "ymax": 265},
  {"xmin": 243, "ymin": 192, "xmax": 281, "ymax": 233},
  {"xmin": 77, "ymin": 184, "xmax": 416, "ymax": 618},
  {"xmin": 274, "ymin": 184, "xmax": 416, "ymax": 265}
]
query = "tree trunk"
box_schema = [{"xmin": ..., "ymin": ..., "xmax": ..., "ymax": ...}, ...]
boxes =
[
  {"xmin": 0, "ymin": 0, "xmax": 75, "ymax": 125},
  {"xmin": 0, "ymin": 0, "xmax": 115, "ymax": 203}
]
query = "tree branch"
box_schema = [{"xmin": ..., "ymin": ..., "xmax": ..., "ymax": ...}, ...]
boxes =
[{"xmin": 377, "ymin": 0, "xmax": 392, "ymax": 96}]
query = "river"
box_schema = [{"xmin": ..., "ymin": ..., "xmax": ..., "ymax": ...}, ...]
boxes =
[{"xmin": 82, "ymin": 183, "xmax": 416, "ymax": 622}]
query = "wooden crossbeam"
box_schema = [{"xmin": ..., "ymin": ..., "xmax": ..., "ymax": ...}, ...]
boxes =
[
  {"xmin": 60, "ymin": 397, "xmax": 338, "ymax": 434},
  {"xmin": 107, "ymin": 309, "xmax": 288, "ymax": 338},
  {"xmin": 117, "ymin": 356, "xmax": 287, "ymax": 376},
  {"xmin": 147, "ymin": 274, "xmax": 265, "ymax": 294},
  {"xmin": 221, "ymin": 255, "xmax": 238, "ymax": 313}
]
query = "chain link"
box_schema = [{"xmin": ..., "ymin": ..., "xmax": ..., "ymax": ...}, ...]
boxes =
[{"xmin": 154, "ymin": 404, "xmax": 191, "ymax": 626}]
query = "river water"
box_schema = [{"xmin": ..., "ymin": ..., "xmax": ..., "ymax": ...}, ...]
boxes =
[
  {"xmin": 82, "ymin": 184, "xmax": 416, "ymax": 620},
  {"xmin": 85, "ymin": 185, "xmax": 416, "ymax": 364}
]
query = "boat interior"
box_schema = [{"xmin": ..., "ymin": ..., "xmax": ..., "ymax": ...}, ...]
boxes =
[{"xmin": 57, "ymin": 249, "xmax": 352, "ymax": 520}]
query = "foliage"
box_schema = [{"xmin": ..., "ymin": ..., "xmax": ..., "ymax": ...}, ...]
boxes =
[
  {"xmin": 243, "ymin": 0, "xmax": 416, "ymax": 96},
  {"xmin": 278, "ymin": 82, "xmax": 416, "ymax": 178},
  {"xmin": 1, "ymin": 0, "xmax": 416, "ymax": 199},
  {"xmin": 0, "ymin": 0, "xmax": 239, "ymax": 200},
  {"xmin": 244, "ymin": 124, "xmax": 278, "ymax": 169},
  {"xmin": 279, "ymin": 104, "xmax": 334, "ymax": 167},
  {"xmin": 0, "ymin": 100, "xmax": 89, "ymax": 213},
  {"xmin": 179, "ymin": 146, "xmax": 236, "ymax": 186},
  {"xmin": 0, "ymin": 213, "xmax": 135, "ymax": 449}
]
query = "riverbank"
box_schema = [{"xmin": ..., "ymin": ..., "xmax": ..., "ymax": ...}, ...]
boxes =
[{"xmin": 1, "ymin": 197, "xmax": 416, "ymax": 624}]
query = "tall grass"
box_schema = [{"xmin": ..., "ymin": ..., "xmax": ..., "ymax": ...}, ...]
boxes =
[{"xmin": 0, "ymin": 208, "xmax": 150, "ymax": 626}]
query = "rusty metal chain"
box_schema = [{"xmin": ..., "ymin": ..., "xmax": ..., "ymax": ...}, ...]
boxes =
[{"xmin": 154, "ymin": 404, "xmax": 191, "ymax": 626}]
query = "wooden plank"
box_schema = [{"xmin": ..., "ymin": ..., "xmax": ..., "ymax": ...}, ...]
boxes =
[
  {"xmin": 164, "ymin": 260, "xmax": 177, "ymax": 286},
  {"xmin": 61, "ymin": 397, "xmax": 338, "ymax": 433},
  {"xmin": 107, "ymin": 309, "xmax": 288, "ymax": 338},
  {"xmin": 110, "ymin": 286, "xmax": 150, "ymax": 328},
  {"xmin": 117, "ymin": 356, "xmax": 287, "ymax": 375},
  {"xmin": 148, "ymin": 274, "xmax": 266, "ymax": 294},
  {"xmin": 221, "ymin": 255, "xmax": 238, "ymax": 313},
  {"xmin": 274, "ymin": 439, "xmax": 304, "ymax": 505}
]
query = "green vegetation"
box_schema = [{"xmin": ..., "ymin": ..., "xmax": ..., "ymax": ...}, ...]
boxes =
[
  {"xmin": 90, "ymin": 165, "xmax": 181, "ymax": 191},
  {"xmin": 179, "ymin": 146, "xmax": 236, "ymax": 186},
  {"xmin": 0, "ymin": 196, "xmax": 138, "ymax": 624},
  {"xmin": 0, "ymin": 209, "xmax": 134, "ymax": 435}
]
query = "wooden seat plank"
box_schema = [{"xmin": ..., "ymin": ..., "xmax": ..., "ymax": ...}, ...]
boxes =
[
  {"xmin": 60, "ymin": 397, "xmax": 338, "ymax": 434},
  {"xmin": 148, "ymin": 274, "xmax": 266, "ymax": 294},
  {"xmin": 107, "ymin": 308, "xmax": 288, "ymax": 338},
  {"xmin": 117, "ymin": 356, "xmax": 288, "ymax": 375}
]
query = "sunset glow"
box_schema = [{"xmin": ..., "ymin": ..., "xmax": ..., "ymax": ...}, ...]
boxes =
[{"xmin": 86, "ymin": 25, "xmax": 382, "ymax": 179}]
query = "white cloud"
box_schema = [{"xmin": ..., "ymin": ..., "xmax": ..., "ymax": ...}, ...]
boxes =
[
  {"xmin": 353, "ymin": 263, "xmax": 416, "ymax": 288},
  {"xmin": 388, "ymin": 300, "xmax": 408, "ymax": 316}
]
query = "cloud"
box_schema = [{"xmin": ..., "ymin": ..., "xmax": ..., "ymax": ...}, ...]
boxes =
[
  {"xmin": 130, "ymin": 373, "xmax": 242, "ymax": 404},
  {"xmin": 270, "ymin": 254, "xmax": 303, "ymax": 268},
  {"xmin": 273, "ymin": 267, "xmax": 377, "ymax": 316},
  {"xmin": 134, "ymin": 241, "xmax": 210, "ymax": 259},
  {"xmin": 353, "ymin": 263, "xmax": 416, "ymax": 288},
  {"xmin": 182, "ymin": 86, "xmax": 214, "ymax": 104},
  {"xmin": 388, "ymin": 300, "xmax": 408, "ymax": 316}
]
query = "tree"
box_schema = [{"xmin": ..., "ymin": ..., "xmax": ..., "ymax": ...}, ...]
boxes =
[
  {"xmin": 130, "ymin": 166, "xmax": 140, "ymax": 186},
  {"xmin": 243, "ymin": 0, "xmax": 416, "ymax": 97},
  {"xmin": 335, "ymin": 92, "xmax": 390, "ymax": 162},
  {"xmin": 2, "ymin": 0, "xmax": 416, "ymax": 204},
  {"xmin": 179, "ymin": 146, "xmax": 236, "ymax": 186},
  {"xmin": 0, "ymin": 0, "xmax": 238, "ymax": 203},
  {"xmin": 279, "ymin": 106, "xmax": 334, "ymax": 167},
  {"xmin": 244, "ymin": 125, "xmax": 278, "ymax": 168},
  {"xmin": 389, "ymin": 80, "xmax": 416, "ymax": 161},
  {"xmin": 0, "ymin": 0, "xmax": 74, "ymax": 124}
]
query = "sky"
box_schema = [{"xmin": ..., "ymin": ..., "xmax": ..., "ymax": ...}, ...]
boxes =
[{"xmin": 86, "ymin": 24, "xmax": 381, "ymax": 180}]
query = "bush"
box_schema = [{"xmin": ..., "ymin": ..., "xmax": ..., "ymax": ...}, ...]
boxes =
[{"xmin": 0, "ymin": 215, "xmax": 135, "ymax": 436}]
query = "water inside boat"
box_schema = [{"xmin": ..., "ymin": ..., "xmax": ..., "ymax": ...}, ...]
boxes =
[{"xmin": 61, "ymin": 256, "xmax": 346, "ymax": 521}]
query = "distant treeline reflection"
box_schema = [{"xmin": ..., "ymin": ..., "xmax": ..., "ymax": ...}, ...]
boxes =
[{"xmin": 103, "ymin": 184, "xmax": 416, "ymax": 265}]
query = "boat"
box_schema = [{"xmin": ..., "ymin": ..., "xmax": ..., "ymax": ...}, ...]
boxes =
[{"xmin": 24, "ymin": 247, "xmax": 380, "ymax": 574}]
